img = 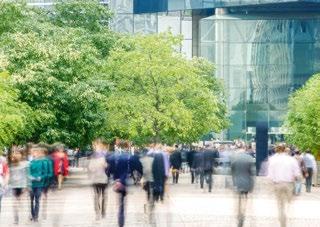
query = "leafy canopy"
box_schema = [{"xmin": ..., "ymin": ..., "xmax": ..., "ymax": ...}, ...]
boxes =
[
  {"xmin": 105, "ymin": 33, "xmax": 228, "ymax": 145},
  {"xmin": 285, "ymin": 73, "xmax": 320, "ymax": 154},
  {"xmin": 0, "ymin": 1, "xmax": 118, "ymax": 148}
]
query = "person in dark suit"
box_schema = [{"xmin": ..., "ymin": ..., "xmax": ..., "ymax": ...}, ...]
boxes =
[
  {"xmin": 200, "ymin": 149, "xmax": 218, "ymax": 192},
  {"xmin": 169, "ymin": 146, "xmax": 182, "ymax": 184},
  {"xmin": 231, "ymin": 151, "xmax": 255, "ymax": 227},
  {"xmin": 187, "ymin": 148, "xmax": 196, "ymax": 184},
  {"xmin": 107, "ymin": 141, "xmax": 130, "ymax": 227}
]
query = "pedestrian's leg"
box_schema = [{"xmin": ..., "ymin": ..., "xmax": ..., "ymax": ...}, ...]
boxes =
[
  {"xmin": 237, "ymin": 193, "xmax": 244, "ymax": 227},
  {"xmin": 93, "ymin": 185, "xmax": 100, "ymax": 219},
  {"xmin": 118, "ymin": 192, "xmax": 125, "ymax": 227},
  {"xmin": 306, "ymin": 168, "xmax": 313, "ymax": 192},
  {"xmin": 148, "ymin": 182, "xmax": 155, "ymax": 224},
  {"xmin": 13, "ymin": 195, "xmax": 19, "ymax": 224},
  {"xmin": 208, "ymin": 172, "xmax": 212, "ymax": 192},
  {"xmin": 176, "ymin": 171, "xmax": 179, "ymax": 184},
  {"xmin": 34, "ymin": 188, "xmax": 42, "ymax": 221},
  {"xmin": 200, "ymin": 171, "xmax": 204, "ymax": 189},
  {"xmin": 101, "ymin": 184, "xmax": 107, "ymax": 218},
  {"xmin": 58, "ymin": 174, "xmax": 64, "ymax": 190},
  {"xmin": 191, "ymin": 170, "xmax": 195, "ymax": 184},
  {"xmin": 13, "ymin": 189, "xmax": 23, "ymax": 224},
  {"xmin": 30, "ymin": 189, "xmax": 35, "ymax": 220},
  {"xmin": 172, "ymin": 170, "xmax": 175, "ymax": 184},
  {"xmin": 276, "ymin": 185, "xmax": 286, "ymax": 227},
  {"xmin": 0, "ymin": 195, "xmax": 2, "ymax": 213},
  {"xmin": 42, "ymin": 189, "xmax": 48, "ymax": 220}
]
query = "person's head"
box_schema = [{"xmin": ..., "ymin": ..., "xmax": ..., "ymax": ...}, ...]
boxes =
[
  {"xmin": 306, "ymin": 149, "xmax": 312, "ymax": 154},
  {"xmin": 284, "ymin": 147, "xmax": 291, "ymax": 154},
  {"xmin": 118, "ymin": 140, "xmax": 130, "ymax": 150},
  {"xmin": 295, "ymin": 150, "xmax": 301, "ymax": 155},
  {"xmin": 92, "ymin": 138, "xmax": 109, "ymax": 152},
  {"xmin": 53, "ymin": 143, "xmax": 65, "ymax": 153},
  {"xmin": 275, "ymin": 144, "xmax": 286, "ymax": 153},
  {"xmin": 31, "ymin": 147, "xmax": 44, "ymax": 159},
  {"xmin": 9, "ymin": 147, "xmax": 26, "ymax": 164}
]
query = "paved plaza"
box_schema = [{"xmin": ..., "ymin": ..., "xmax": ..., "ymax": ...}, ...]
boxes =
[{"xmin": 1, "ymin": 169, "xmax": 320, "ymax": 227}]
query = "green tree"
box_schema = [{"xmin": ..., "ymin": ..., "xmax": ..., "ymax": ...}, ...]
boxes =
[
  {"xmin": 52, "ymin": 0, "xmax": 113, "ymax": 32},
  {"xmin": 105, "ymin": 33, "xmax": 228, "ymax": 145},
  {"xmin": 0, "ymin": 1, "xmax": 117, "ymax": 148},
  {"xmin": 285, "ymin": 73, "xmax": 320, "ymax": 154},
  {"xmin": 0, "ymin": 68, "xmax": 32, "ymax": 148}
]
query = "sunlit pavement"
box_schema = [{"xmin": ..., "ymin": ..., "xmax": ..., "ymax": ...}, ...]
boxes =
[{"xmin": 1, "ymin": 169, "xmax": 320, "ymax": 227}]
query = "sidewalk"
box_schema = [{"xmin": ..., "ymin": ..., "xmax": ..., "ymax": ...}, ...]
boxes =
[{"xmin": 1, "ymin": 172, "xmax": 320, "ymax": 227}]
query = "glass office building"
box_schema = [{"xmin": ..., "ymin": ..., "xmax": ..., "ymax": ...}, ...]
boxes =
[{"xmin": 26, "ymin": 0, "xmax": 320, "ymax": 141}]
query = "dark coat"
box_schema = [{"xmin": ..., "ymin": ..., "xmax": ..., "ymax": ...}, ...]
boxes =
[
  {"xmin": 231, "ymin": 152, "xmax": 255, "ymax": 193},
  {"xmin": 186, "ymin": 150, "xmax": 196, "ymax": 168},
  {"xmin": 129, "ymin": 154, "xmax": 143, "ymax": 175},
  {"xmin": 170, "ymin": 151, "xmax": 182, "ymax": 169},
  {"xmin": 202, "ymin": 150, "xmax": 217, "ymax": 172},
  {"xmin": 152, "ymin": 153, "xmax": 166, "ymax": 200},
  {"xmin": 107, "ymin": 153, "xmax": 130, "ymax": 186}
]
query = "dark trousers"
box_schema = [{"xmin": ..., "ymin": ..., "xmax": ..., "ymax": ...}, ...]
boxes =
[
  {"xmin": 191, "ymin": 169, "xmax": 195, "ymax": 184},
  {"xmin": 30, "ymin": 187, "xmax": 42, "ymax": 221},
  {"xmin": 200, "ymin": 170, "xmax": 213, "ymax": 192},
  {"xmin": 118, "ymin": 191, "xmax": 126, "ymax": 227},
  {"xmin": 172, "ymin": 169, "xmax": 179, "ymax": 184},
  {"xmin": 306, "ymin": 168, "xmax": 313, "ymax": 192},
  {"xmin": 93, "ymin": 183, "xmax": 107, "ymax": 217}
]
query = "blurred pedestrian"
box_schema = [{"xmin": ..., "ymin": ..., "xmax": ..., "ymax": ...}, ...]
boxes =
[
  {"xmin": 140, "ymin": 149, "xmax": 155, "ymax": 223},
  {"xmin": 108, "ymin": 140, "xmax": 130, "ymax": 227},
  {"xmin": 268, "ymin": 144, "xmax": 301, "ymax": 227},
  {"xmin": 8, "ymin": 147, "xmax": 29, "ymax": 224},
  {"xmin": 303, "ymin": 150, "xmax": 317, "ymax": 192},
  {"xmin": 88, "ymin": 138, "xmax": 109, "ymax": 221},
  {"xmin": 199, "ymin": 148, "xmax": 216, "ymax": 192},
  {"xmin": 51, "ymin": 144, "xmax": 69, "ymax": 190},
  {"xmin": 170, "ymin": 145, "xmax": 182, "ymax": 184},
  {"xmin": 29, "ymin": 146, "xmax": 48, "ymax": 222},
  {"xmin": 74, "ymin": 148, "xmax": 80, "ymax": 168},
  {"xmin": 186, "ymin": 147, "xmax": 196, "ymax": 184},
  {"xmin": 129, "ymin": 151, "xmax": 143, "ymax": 185},
  {"xmin": 41, "ymin": 145, "xmax": 54, "ymax": 220},
  {"xmin": 293, "ymin": 150, "xmax": 306, "ymax": 195},
  {"xmin": 231, "ymin": 150, "xmax": 255, "ymax": 227},
  {"xmin": 0, "ymin": 153, "xmax": 9, "ymax": 213}
]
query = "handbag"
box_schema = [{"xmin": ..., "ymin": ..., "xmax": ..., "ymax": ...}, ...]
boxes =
[{"xmin": 113, "ymin": 180, "xmax": 125, "ymax": 193}]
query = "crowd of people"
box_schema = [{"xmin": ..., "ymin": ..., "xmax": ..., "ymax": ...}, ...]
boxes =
[
  {"xmin": 0, "ymin": 143, "xmax": 69, "ymax": 224},
  {"xmin": 0, "ymin": 139, "xmax": 318, "ymax": 227}
]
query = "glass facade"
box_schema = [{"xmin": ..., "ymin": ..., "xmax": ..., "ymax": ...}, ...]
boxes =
[
  {"xmin": 135, "ymin": 0, "xmax": 320, "ymax": 13},
  {"xmin": 200, "ymin": 14, "xmax": 320, "ymax": 140},
  {"xmin": 109, "ymin": 0, "xmax": 193, "ymax": 59}
]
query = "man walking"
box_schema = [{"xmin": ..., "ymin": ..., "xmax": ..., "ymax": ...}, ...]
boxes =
[
  {"xmin": 303, "ymin": 150, "xmax": 317, "ymax": 192},
  {"xmin": 231, "ymin": 150, "xmax": 255, "ymax": 227},
  {"xmin": 199, "ymin": 148, "xmax": 216, "ymax": 192},
  {"xmin": 268, "ymin": 144, "xmax": 301, "ymax": 227},
  {"xmin": 170, "ymin": 145, "xmax": 182, "ymax": 184}
]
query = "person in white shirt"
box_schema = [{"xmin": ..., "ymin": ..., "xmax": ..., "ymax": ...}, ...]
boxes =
[{"xmin": 267, "ymin": 144, "xmax": 301, "ymax": 227}]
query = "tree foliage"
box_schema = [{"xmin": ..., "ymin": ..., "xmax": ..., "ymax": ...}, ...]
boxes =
[
  {"xmin": 0, "ymin": 68, "xmax": 32, "ymax": 148},
  {"xmin": 285, "ymin": 73, "xmax": 320, "ymax": 154},
  {"xmin": 0, "ymin": 1, "xmax": 117, "ymax": 148},
  {"xmin": 105, "ymin": 34, "xmax": 228, "ymax": 145}
]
